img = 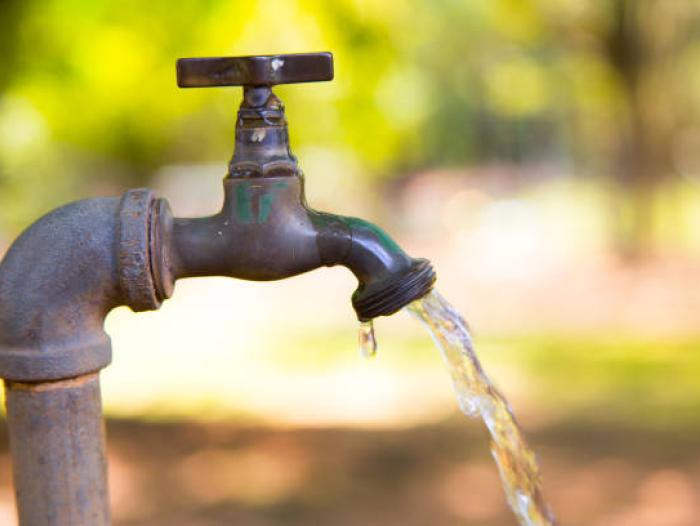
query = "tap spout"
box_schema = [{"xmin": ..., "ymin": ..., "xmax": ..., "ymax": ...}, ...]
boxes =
[{"xmin": 314, "ymin": 213, "xmax": 436, "ymax": 321}]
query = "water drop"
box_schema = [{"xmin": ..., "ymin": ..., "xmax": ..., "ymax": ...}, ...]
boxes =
[{"xmin": 358, "ymin": 320, "xmax": 377, "ymax": 358}]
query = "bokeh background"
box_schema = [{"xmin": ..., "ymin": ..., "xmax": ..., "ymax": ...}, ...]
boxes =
[{"xmin": 1, "ymin": 0, "xmax": 700, "ymax": 524}]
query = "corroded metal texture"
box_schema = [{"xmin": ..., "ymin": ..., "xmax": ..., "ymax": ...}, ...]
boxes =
[
  {"xmin": 229, "ymin": 87, "xmax": 299, "ymax": 176},
  {"xmin": 0, "ymin": 190, "xmax": 165, "ymax": 382},
  {"xmin": 5, "ymin": 373, "xmax": 109, "ymax": 526},
  {"xmin": 118, "ymin": 188, "xmax": 169, "ymax": 311},
  {"xmin": 0, "ymin": 198, "xmax": 120, "ymax": 382}
]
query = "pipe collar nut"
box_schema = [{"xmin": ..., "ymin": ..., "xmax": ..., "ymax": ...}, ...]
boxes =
[{"xmin": 118, "ymin": 189, "xmax": 162, "ymax": 312}]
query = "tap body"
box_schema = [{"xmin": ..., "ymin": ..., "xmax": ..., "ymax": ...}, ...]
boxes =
[
  {"xmin": 156, "ymin": 84, "xmax": 434, "ymax": 321},
  {"xmin": 164, "ymin": 174, "xmax": 433, "ymax": 321}
]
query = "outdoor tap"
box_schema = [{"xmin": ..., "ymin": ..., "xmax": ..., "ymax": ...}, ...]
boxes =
[
  {"xmin": 0, "ymin": 52, "xmax": 435, "ymax": 525},
  {"xmin": 162, "ymin": 53, "xmax": 436, "ymax": 321},
  {"xmin": 0, "ymin": 52, "xmax": 435, "ymax": 384}
]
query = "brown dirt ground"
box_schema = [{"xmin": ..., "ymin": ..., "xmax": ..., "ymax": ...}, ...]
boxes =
[{"xmin": 1, "ymin": 417, "xmax": 699, "ymax": 525}]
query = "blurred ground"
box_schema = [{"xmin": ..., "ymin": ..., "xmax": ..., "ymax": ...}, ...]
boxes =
[{"xmin": 1, "ymin": 417, "xmax": 700, "ymax": 525}]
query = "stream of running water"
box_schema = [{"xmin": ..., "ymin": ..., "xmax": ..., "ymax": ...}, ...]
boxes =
[{"xmin": 360, "ymin": 290, "xmax": 556, "ymax": 525}]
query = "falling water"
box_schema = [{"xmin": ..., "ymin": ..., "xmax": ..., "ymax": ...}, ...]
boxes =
[{"xmin": 402, "ymin": 290, "xmax": 555, "ymax": 525}]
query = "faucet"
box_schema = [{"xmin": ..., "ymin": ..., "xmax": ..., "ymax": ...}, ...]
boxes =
[
  {"xmin": 0, "ymin": 53, "xmax": 434, "ymax": 525},
  {"xmin": 168, "ymin": 53, "xmax": 435, "ymax": 320}
]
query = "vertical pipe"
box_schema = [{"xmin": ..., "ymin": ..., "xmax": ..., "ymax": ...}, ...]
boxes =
[{"xmin": 4, "ymin": 373, "xmax": 110, "ymax": 526}]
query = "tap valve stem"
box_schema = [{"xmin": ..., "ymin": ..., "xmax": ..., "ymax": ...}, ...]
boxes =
[{"xmin": 177, "ymin": 53, "xmax": 333, "ymax": 179}]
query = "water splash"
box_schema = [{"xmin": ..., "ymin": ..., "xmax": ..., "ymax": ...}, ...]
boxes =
[
  {"xmin": 358, "ymin": 320, "xmax": 378, "ymax": 358},
  {"xmin": 407, "ymin": 290, "xmax": 556, "ymax": 526}
]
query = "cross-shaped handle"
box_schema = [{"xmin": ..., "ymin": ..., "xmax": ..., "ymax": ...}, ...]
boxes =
[{"xmin": 176, "ymin": 52, "xmax": 334, "ymax": 88}]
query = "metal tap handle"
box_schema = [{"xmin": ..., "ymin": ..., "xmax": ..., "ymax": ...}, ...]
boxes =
[{"xmin": 176, "ymin": 52, "xmax": 334, "ymax": 88}]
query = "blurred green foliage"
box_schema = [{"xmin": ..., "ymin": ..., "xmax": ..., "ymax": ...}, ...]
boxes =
[
  {"xmin": 1, "ymin": 0, "xmax": 699, "ymax": 253},
  {"xmin": 267, "ymin": 328, "xmax": 700, "ymax": 429}
]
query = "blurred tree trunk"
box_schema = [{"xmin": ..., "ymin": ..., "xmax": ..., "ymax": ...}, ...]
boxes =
[{"xmin": 603, "ymin": 0, "xmax": 683, "ymax": 259}]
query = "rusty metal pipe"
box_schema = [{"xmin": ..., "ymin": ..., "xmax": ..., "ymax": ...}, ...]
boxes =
[
  {"xmin": 5, "ymin": 374, "xmax": 109, "ymax": 525},
  {"xmin": 0, "ymin": 191, "xmax": 163, "ymax": 382},
  {"xmin": 0, "ymin": 190, "xmax": 162, "ymax": 525}
]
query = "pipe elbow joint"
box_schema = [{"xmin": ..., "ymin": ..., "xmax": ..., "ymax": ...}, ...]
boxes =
[{"xmin": 0, "ymin": 189, "xmax": 167, "ymax": 381}]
